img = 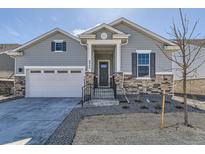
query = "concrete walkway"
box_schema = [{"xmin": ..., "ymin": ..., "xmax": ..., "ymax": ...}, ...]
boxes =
[{"xmin": 0, "ymin": 98, "xmax": 80, "ymax": 145}]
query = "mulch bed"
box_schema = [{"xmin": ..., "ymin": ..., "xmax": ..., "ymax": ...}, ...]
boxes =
[{"xmin": 45, "ymin": 94, "xmax": 205, "ymax": 145}]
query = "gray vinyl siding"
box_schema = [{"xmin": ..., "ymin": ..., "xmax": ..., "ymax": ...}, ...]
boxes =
[
  {"xmin": 95, "ymin": 28, "xmax": 113, "ymax": 40},
  {"xmin": 15, "ymin": 32, "xmax": 87, "ymax": 74},
  {"xmin": 114, "ymin": 23, "xmax": 172, "ymax": 73}
]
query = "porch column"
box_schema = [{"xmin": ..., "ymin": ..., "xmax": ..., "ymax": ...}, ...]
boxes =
[
  {"xmin": 87, "ymin": 43, "xmax": 92, "ymax": 72},
  {"xmin": 116, "ymin": 43, "xmax": 121, "ymax": 72}
]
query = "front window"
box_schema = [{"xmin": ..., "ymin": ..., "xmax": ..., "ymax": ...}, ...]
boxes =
[
  {"xmin": 138, "ymin": 53, "xmax": 150, "ymax": 77},
  {"xmin": 55, "ymin": 42, "xmax": 63, "ymax": 51}
]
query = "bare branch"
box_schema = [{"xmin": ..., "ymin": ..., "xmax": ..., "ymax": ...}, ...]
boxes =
[{"xmin": 186, "ymin": 59, "xmax": 205, "ymax": 75}]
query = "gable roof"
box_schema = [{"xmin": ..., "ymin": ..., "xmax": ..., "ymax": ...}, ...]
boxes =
[
  {"xmin": 82, "ymin": 23, "xmax": 125, "ymax": 35},
  {"xmin": 110, "ymin": 17, "xmax": 176, "ymax": 46},
  {"xmin": 12, "ymin": 28, "xmax": 80, "ymax": 52}
]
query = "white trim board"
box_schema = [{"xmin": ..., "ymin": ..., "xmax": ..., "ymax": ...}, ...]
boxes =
[
  {"xmin": 156, "ymin": 72, "xmax": 173, "ymax": 75},
  {"xmin": 120, "ymin": 72, "xmax": 173, "ymax": 75},
  {"xmin": 136, "ymin": 50, "xmax": 152, "ymax": 53},
  {"xmin": 15, "ymin": 66, "xmax": 85, "ymax": 76},
  {"xmin": 82, "ymin": 23, "xmax": 125, "ymax": 35}
]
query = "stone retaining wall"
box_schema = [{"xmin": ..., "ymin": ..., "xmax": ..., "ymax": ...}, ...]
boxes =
[
  {"xmin": 85, "ymin": 72, "xmax": 95, "ymax": 85},
  {"xmin": 113, "ymin": 72, "xmax": 173, "ymax": 95},
  {"xmin": 14, "ymin": 76, "xmax": 25, "ymax": 97},
  {"xmin": 174, "ymin": 78, "xmax": 205, "ymax": 96},
  {"xmin": 0, "ymin": 80, "xmax": 14, "ymax": 95}
]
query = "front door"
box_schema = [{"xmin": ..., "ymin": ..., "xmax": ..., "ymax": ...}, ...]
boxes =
[{"xmin": 99, "ymin": 61, "xmax": 109, "ymax": 86}]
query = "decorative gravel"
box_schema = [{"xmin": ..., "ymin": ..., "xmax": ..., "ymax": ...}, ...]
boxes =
[{"xmin": 45, "ymin": 94, "xmax": 205, "ymax": 145}]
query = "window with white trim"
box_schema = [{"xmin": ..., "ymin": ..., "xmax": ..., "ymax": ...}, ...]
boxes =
[
  {"xmin": 51, "ymin": 40, "xmax": 66, "ymax": 52},
  {"xmin": 137, "ymin": 53, "xmax": 150, "ymax": 77},
  {"xmin": 55, "ymin": 42, "xmax": 63, "ymax": 51}
]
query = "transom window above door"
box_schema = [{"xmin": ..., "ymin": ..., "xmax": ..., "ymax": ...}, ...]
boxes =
[{"xmin": 137, "ymin": 53, "xmax": 150, "ymax": 78}]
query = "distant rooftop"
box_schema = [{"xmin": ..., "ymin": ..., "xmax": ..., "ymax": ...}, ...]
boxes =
[
  {"xmin": 187, "ymin": 39, "xmax": 205, "ymax": 47},
  {"xmin": 0, "ymin": 44, "xmax": 21, "ymax": 53}
]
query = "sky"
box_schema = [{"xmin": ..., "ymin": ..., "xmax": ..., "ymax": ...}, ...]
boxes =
[{"xmin": 0, "ymin": 8, "xmax": 205, "ymax": 44}]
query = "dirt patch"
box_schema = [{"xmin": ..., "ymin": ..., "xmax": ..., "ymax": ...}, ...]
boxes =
[{"xmin": 73, "ymin": 112, "xmax": 205, "ymax": 144}]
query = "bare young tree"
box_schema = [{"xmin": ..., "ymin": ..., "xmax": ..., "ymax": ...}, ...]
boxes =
[{"xmin": 158, "ymin": 9, "xmax": 205, "ymax": 126}]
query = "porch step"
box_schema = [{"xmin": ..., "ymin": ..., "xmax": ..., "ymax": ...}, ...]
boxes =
[
  {"xmin": 85, "ymin": 99, "xmax": 119, "ymax": 107},
  {"xmin": 93, "ymin": 88, "xmax": 115, "ymax": 99}
]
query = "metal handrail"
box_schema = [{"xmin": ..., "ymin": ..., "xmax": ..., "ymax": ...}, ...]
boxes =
[
  {"xmin": 81, "ymin": 83, "xmax": 94, "ymax": 107},
  {"xmin": 112, "ymin": 76, "xmax": 117, "ymax": 99}
]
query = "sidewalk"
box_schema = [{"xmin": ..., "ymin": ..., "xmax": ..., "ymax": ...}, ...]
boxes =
[{"xmin": 173, "ymin": 96, "xmax": 205, "ymax": 111}]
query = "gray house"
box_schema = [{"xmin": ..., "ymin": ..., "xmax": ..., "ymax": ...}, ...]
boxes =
[
  {"xmin": 7, "ymin": 17, "xmax": 176, "ymax": 98},
  {"xmin": 0, "ymin": 44, "xmax": 20, "ymax": 95},
  {"xmin": 173, "ymin": 40, "xmax": 205, "ymax": 97},
  {"xmin": 0, "ymin": 44, "xmax": 20, "ymax": 79}
]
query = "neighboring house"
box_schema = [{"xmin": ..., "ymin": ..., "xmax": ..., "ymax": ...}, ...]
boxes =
[
  {"xmin": 0, "ymin": 44, "xmax": 20, "ymax": 79},
  {"xmin": 173, "ymin": 39, "xmax": 205, "ymax": 97},
  {"xmin": 7, "ymin": 17, "xmax": 176, "ymax": 98},
  {"xmin": 0, "ymin": 44, "xmax": 20, "ymax": 95}
]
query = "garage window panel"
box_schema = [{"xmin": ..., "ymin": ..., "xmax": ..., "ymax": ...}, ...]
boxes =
[
  {"xmin": 57, "ymin": 70, "xmax": 68, "ymax": 73},
  {"xmin": 30, "ymin": 70, "xmax": 41, "ymax": 73},
  {"xmin": 44, "ymin": 70, "xmax": 55, "ymax": 73},
  {"xmin": 70, "ymin": 70, "xmax": 81, "ymax": 73}
]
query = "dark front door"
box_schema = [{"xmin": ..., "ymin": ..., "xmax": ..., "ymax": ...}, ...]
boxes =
[{"xmin": 99, "ymin": 61, "xmax": 109, "ymax": 86}]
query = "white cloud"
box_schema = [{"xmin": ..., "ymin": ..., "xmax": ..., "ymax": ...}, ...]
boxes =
[
  {"xmin": 72, "ymin": 29, "xmax": 86, "ymax": 36},
  {"xmin": 3, "ymin": 25, "xmax": 20, "ymax": 37},
  {"xmin": 72, "ymin": 23, "xmax": 101, "ymax": 36}
]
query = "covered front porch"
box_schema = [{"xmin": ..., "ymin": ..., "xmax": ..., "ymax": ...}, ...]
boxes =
[
  {"xmin": 84, "ymin": 40, "xmax": 124, "ymax": 88},
  {"xmin": 92, "ymin": 44, "xmax": 116, "ymax": 87},
  {"xmin": 79, "ymin": 23, "xmax": 129, "ymax": 87}
]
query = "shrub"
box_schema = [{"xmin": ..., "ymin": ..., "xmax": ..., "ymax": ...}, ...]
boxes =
[
  {"xmin": 140, "ymin": 105, "xmax": 149, "ymax": 109},
  {"xmin": 135, "ymin": 99, "xmax": 142, "ymax": 103},
  {"xmin": 122, "ymin": 105, "xmax": 130, "ymax": 109},
  {"xmin": 155, "ymin": 104, "xmax": 162, "ymax": 110},
  {"xmin": 175, "ymin": 105, "xmax": 184, "ymax": 109}
]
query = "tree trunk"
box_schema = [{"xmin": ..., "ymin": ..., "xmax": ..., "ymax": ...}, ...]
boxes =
[{"xmin": 183, "ymin": 69, "xmax": 189, "ymax": 126}]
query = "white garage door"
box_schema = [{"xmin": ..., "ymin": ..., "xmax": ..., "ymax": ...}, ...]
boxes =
[{"xmin": 26, "ymin": 67, "xmax": 84, "ymax": 97}]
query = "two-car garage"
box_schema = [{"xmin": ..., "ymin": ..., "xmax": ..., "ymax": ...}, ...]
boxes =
[{"xmin": 25, "ymin": 66, "xmax": 85, "ymax": 97}]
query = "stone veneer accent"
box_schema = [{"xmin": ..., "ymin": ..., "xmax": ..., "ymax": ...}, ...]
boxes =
[
  {"xmin": 85, "ymin": 72, "xmax": 95, "ymax": 85},
  {"xmin": 14, "ymin": 76, "xmax": 25, "ymax": 97},
  {"xmin": 0, "ymin": 80, "xmax": 14, "ymax": 95},
  {"xmin": 113, "ymin": 72, "xmax": 173, "ymax": 95},
  {"xmin": 174, "ymin": 78, "xmax": 205, "ymax": 96}
]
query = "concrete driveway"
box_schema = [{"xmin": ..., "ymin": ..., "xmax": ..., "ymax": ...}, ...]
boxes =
[{"xmin": 0, "ymin": 98, "xmax": 80, "ymax": 145}]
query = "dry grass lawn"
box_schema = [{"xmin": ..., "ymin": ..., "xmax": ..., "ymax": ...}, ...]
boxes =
[{"xmin": 73, "ymin": 112, "xmax": 205, "ymax": 144}]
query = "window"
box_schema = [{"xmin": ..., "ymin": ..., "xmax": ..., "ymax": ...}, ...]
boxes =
[
  {"xmin": 44, "ymin": 70, "xmax": 55, "ymax": 73},
  {"xmin": 55, "ymin": 42, "xmax": 63, "ymax": 51},
  {"xmin": 30, "ymin": 70, "xmax": 41, "ymax": 73},
  {"xmin": 137, "ymin": 53, "xmax": 150, "ymax": 77},
  {"xmin": 70, "ymin": 70, "xmax": 81, "ymax": 73},
  {"xmin": 51, "ymin": 40, "xmax": 66, "ymax": 52},
  {"xmin": 57, "ymin": 70, "xmax": 68, "ymax": 73}
]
